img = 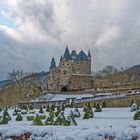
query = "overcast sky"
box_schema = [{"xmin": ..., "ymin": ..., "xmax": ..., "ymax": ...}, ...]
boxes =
[{"xmin": 0, "ymin": 0, "xmax": 140, "ymax": 80}]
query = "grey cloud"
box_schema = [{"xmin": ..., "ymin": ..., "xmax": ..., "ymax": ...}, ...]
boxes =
[{"xmin": 0, "ymin": 0, "xmax": 140, "ymax": 80}]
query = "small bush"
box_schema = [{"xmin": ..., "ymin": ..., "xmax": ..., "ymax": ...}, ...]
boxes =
[
  {"xmin": 45, "ymin": 114, "xmax": 54, "ymax": 125},
  {"xmin": 102, "ymin": 100, "xmax": 107, "ymax": 108},
  {"xmin": 39, "ymin": 106, "xmax": 44, "ymax": 114},
  {"xmin": 33, "ymin": 114, "xmax": 43, "ymax": 126},
  {"xmin": 16, "ymin": 113, "xmax": 23, "ymax": 121},
  {"xmin": 0, "ymin": 116, "xmax": 9, "ymax": 125},
  {"xmin": 3, "ymin": 109, "xmax": 11, "ymax": 120},
  {"xmin": 134, "ymin": 111, "xmax": 140, "ymax": 120},
  {"xmin": 39, "ymin": 115, "xmax": 46, "ymax": 120},
  {"xmin": 29, "ymin": 105, "xmax": 34, "ymax": 110},
  {"xmin": 26, "ymin": 116, "xmax": 34, "ymax": 121},
  {"xmin": 95, "ymin": 103, "xmax": 102, "ymax": 112},
  {"xmin": 21, "ymin": 110, "xmax": 27, "ymax": 115},
  {"xmin": 131, "ymin": 103, "xmax": 137, "ymax": 112}
]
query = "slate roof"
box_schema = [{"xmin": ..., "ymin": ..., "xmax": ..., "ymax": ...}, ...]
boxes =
[
  {"xmin": 63, "ymin": 46, "xmax": 71, "ymax": 60},
  {"xmin": 76, "ymin": 50, "xmax": 88, "ymax": 61},
  {"xmin": 71, "ymin": 50, "xmax": 77, "ymax": 60},
  {"xmin": 62, "ymin": 46, "xmax": 90, "ymax": 61},
  {"xmin": 50, "ymin": 57, "xmax": 56, "ymax": 69}
]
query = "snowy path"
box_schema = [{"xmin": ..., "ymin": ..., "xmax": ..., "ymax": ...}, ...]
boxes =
[{"xmin": 0, "ymin": 108, "xmax": 140, "ymax": 140}]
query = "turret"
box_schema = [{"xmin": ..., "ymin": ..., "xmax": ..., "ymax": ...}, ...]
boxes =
[
  {"xmin": 71, "ymin": 50, "xmax": 77, "ymax": 60},
  {"xmin": 87, "ymin": 50, "xmax": 91, "ymax": 61},
  {"xmin": 63, "ymin": 46, "xmax": 71, "ymax": 61},
  {"xmin": 49, "ymin": 57, "xmax": 56, "ymax": 69}
]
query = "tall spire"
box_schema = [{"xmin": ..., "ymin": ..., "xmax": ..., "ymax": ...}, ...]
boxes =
[
  {"xmin": 88, "ymin": 50, "xmax": 91, "ymax": 57},
  {"xmin": 63, "ymin": 46, "xmax": 71, "ymax": 60},
  {"xmin": 50, "ymin": 57, "xmax": 56, "ymax": 69},
  {"xmin": 87, "ymin": 50, "xmax": 91, "ymax": 61},
  {"xmin": 60, "ymin": 55, "xmax": 63, "ymax": 61}
]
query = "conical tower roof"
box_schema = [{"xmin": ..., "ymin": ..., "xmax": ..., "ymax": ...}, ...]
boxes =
[
  {"xmin": 63, "ymin": 46, "xmax": 71, "ymax": 60},
  {"xmin": 50, "ymin": 57, "xmax": 56, "ymax": 69}
]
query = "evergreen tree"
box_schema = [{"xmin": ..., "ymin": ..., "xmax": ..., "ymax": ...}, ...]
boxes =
[
  {"xmin": 51, "ymin": 104, "xmax": 55, "ymax": 111},
  {"xmin": 29, "ymin": 105, "xmax": 33, "ymax": 110},
  {"xmin": 39, "ymin": 106, "xmax": 44, "ymax": 114},
  {"xmin": 55, "ymin": 106, "xmax": 61, "ymax": 117},
  {"xmin": 16, "ymin": 113, "xmax": 23, "ymax": 121},
  {"xmin": 73, "ymin": 108, "xmax": 80, "ymax": 117},
  {"xmin": 95, "ymin": 103, "xmax": 102, "ymax": 112},
  {"xmin": 33, "ymin": 114, "xmax": 43, "ymax": 126},
  {"xmin": 0, "ymin": 108, "xmax": 2, "ymax": 112},
  {"xmin": 83, "ymin": 107, "xmax": 90, "ymax": 119},
  {"xmin": 20, "ymin": 105, "xmax": 28, "ymax": 110},
  {"xmin": 93, "ymin": 102, "xmax": 96, "ymax": 108},
  {"xmin": 54, "ymin": 115, "xmax": 62, "ymax": 125},
  {"xmin": 0, "ymin": 115, "xmax": 9, "ymax": 125},
  {"xmin": 89, "ymin": 109, "xmax": 94, "ymax": 118},
  {"xmin": 45, "ymin": 114, "xmax": 54, "ymax": 125},
  {"xmin": 102, "ymin": 100, "xmax": 107, "ymax": 108},
  {"xmin": 68, "ymin": 110, "xmax": 77, "ymax": 125},
  {"xmin": 61, "ymin": 104, "xmax": 65, "ymax": 111},
  {"xmin": 87, "ymin": 103, "xmax": 92, "ymax": 110},
  {"xmin": 3, "ymin": 109, "xmax": 11, "ymax": 120},
  {"xmin": 70, "ymin": 100, "xmax": 74, "ymax": 108},
  {"xmin": 134, "ymin": 110, "xmax": 140, "ymax": 120},
  {"xmin": 131, "ymin": 103, "xmax": 137, "ymax": 112},
  {"xmin": 46, "ymin": 105, "xmax": 50, "ymax": 112},
  {"xmin": 13, "ymin": 109, "xmax": 17, "ymax": 116}
]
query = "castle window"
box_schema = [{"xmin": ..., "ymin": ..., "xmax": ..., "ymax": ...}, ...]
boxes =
[{"xmin": 67, "ymin": 63, "xmax": 69, "ymax": 65}]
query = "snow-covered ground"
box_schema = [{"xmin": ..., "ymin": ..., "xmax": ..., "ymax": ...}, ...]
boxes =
[
  {"xmin": 0, "ymin": 107, "xmax": 140, "ymax": 140},
  {"xmin": 32, "ymin": 93, "xmax": 94, "ymax": 101}
]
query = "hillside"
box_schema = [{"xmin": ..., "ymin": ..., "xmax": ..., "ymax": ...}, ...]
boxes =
[
  {"xmin": 108, "ymin": 64, "xmax": 140, "ymax": 84},
  {"xmin": 0, "ymin": 71, "xmax": 48, "ymax": 106}
]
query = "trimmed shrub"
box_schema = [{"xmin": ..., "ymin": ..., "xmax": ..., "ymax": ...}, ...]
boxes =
[
  {"xmin": 95, "ymin": 103, "xmax": 102, "ymax": 112},
  {"xmin": 39, "ymin": 106, "xmax": 44, "ymax": 114},
  {"xmin": 61, "ymin": 104, "xmax": 65, "ymax": 111},
  {"xmin": 46, "ymin": 105, "xmax": 50, "ymax": 112},
  {"xmin": 0, "ymin": 116, "xmax": 9, "ymax": 125},
  {"xmin": 21, "ymin": 110, "xmax": 27, "ymax": 115},
  {"xmin": 68, "ymin": 110, "xmax": 77, "ymax": 126},
  {"xmin": 26, "ymin": 116, "xmax": 34, "ymax": 121},
  {"xmin": 29, "ymin": 110, "xmax": 35, "ymax": 114},
  {"xmin": 54, "ymin": 115, "xmax": 62, "ymax": 125},
  {"xmin": 51, "ymin": 105, "xmax": 55, "ymax": 111},
  {"xmin": 39, "ymin": 115, "xmax": 46, "ymax": 120},
  {"xmin": 3, "ymin": 109, "xmax": 11, "ymax": 120},
  {"xmin": 73, "ymin": 108, "xmax": 80, "ymax": 117},
  {"xmin": 134, "ymin": 111, "xmax": 140, "ymax": 120},
  {"xmin": 13, "ymin": 109, "xmax": 17, "ymax": 116},
  {"xmin": 29, "ymin": 105, "xmax": 33, "ymax": 110},
  {"xmin": 20, "ymin": 105, "xmax": 28, "ymax": 110},
  {"xmin": 33, "ymin": 114, "xmax": 43, "ymax": 126},
  {"xmin": 102, "ymin": 100, "xmax": 107, "ymax": 108},
  {"xmin": 45, "ymin": 114, "xmax": 54, "ymax": 125},
  {"xmin": 93, "ymin": 102, "xmax": 96, "ymax": 108},
  {"xmin": 131, "ymin": 103, "xmax": 137, "ymax": 112},
  {"xmin": 16, "ymin": 113, "xmax": 23, "ymax": 121}
]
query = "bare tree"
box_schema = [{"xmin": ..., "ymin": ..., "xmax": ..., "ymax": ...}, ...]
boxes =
[{"xmin": 8, "ymin": 70, "xmax": 27, "ymax": 94}]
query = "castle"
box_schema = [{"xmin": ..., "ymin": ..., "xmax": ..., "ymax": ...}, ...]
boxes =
[{"xmin": 47, "ymin": 46, "xmax": 94, "ymax": 91}]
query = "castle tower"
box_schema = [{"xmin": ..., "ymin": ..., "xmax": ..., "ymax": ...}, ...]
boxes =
[
  {"xmin": 63, "ymin": 46, "xmax": 71, "ymax": 61},
  {"xmin": 50, "ymin": 57, "xmax": 56, "ymax": 69},
  {"xmin": 71, "ymin": 50, "xmax": 77, "ymax": 60}
]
